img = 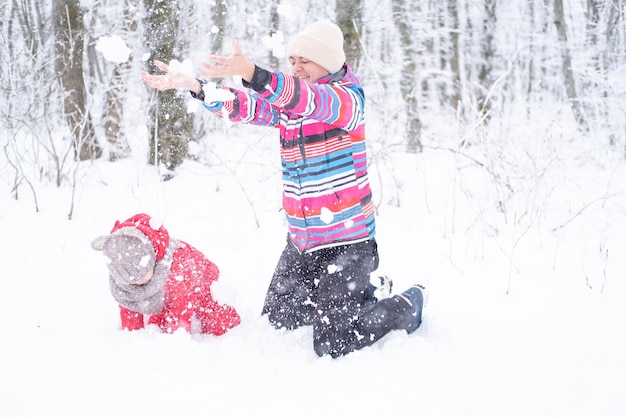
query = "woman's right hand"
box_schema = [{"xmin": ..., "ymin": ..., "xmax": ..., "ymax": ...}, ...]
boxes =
[{"xmin": 141, "ymin": 60, "xmax": 202, "ymax": 94}]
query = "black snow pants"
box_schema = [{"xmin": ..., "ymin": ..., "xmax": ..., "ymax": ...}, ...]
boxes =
[{"xmin": 261, "ymin": 236, "xmax": 415, "ymax": 358}]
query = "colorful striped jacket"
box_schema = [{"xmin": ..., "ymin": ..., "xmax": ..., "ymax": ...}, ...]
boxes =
[{"xmin": 200, "ymin": 64, "xmax": 376, "ymax": 253}]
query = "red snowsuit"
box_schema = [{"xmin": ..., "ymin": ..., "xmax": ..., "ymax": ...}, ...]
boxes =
[{"xmin": 110, "ymin": 214, "xmax": 240, "ymax": 335}]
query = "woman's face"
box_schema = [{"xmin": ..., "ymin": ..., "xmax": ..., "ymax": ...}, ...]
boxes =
[{"xmin": 289, "ymin": 56, "xmax": 329, "ymax": 83}]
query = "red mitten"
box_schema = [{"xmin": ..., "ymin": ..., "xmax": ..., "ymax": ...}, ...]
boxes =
[
  {"xmin": 197, "ymin": 302, "xmax": 241, "ymax": 336},
  {"xmin": 120, "ymin": 306, "xmax": 144, "ymax": 331}
]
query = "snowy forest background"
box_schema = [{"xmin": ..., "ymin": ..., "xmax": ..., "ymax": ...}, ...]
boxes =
[
  {"xmin": 2, "ymin": 1, "xmax": 626, "ymax": 415},
  {"xmin": 2, "ymin": 0, "xmax": 625, "ymax": 198}
]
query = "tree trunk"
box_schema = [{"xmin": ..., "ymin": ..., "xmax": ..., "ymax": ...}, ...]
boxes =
[
  {"xmin": 52, "ymin": 0, "xmax": 101, "ymax": 161},
  {"xmin": 268, "ymin": 2, "xmax": 280, "ymax": 69},
  {"xmin": 554, "ymin": 0, "xmax": 589, "ymax": 132},
  {"xmin": 477, "ymin": 0, "xmax": 496, "ymax": 120},
  {"xmin": 104, "ymin": 0, "xmax": 140, "ymax": 161},
  {"xmin": 336, "ymin": 0, "xmax": 363, "ymax": 71},
  {"xmin": 447, "ymin": 0, "xmax": 461, "ymax": 111},
  {"xmin": 392, "ymin": 0, "xmax": 422, "ymax": 153},
  {"xmin": 212, "ymin": 0, "xmax": 227, "ymax": 54},
  {"xmin": 143, "ymin": 0, "xmax": 192, "ymax": 171},
  {"xmin": 586, "ymin": 0, "xmax": 617, "ymax": 146}
]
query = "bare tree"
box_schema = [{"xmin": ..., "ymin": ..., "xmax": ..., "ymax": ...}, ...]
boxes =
[
  {"xmin": 268, "ymin": 1, "xmax": 280, "ymax": 69},
  {"xmin": 584, "ymin": 0, "xmax": 624, "ymax": 147},
  {"xmin": 476, "ymin": 0, "xmax": 496, "ymax": 120},
  {"xmin": 447, "ymin": 0, "xmax": 462, "ymax": 111},
  {"xmin": 604, "ymin": 0, "xmax": 626, "ymax": 154},
  {"xmin": 212, "ymin": 0, "xmax": 228, "ymax": 54},
  {"xmin": 101, "ymin": 0, "xmax": 140, "ymax": 161},
  {"xmin": 336, "ymin": 0, "xmax": 364, "ymax": 71},
  {"xmin": 391, "ymin": 0, "xmax": 422, "ymax": 152},
  {"xmin": 143, "ymin": 0, "xmax": 193, "ymax": 172},
  {"xmin": 554, "ymin": 0, "xmax": 589, "ymax": 133},
  {"xmin": 3, "ymin": 0, "xmax": 66, "ymax": 193},
  {"xmin": 52, "ymin": 0, "xmax": 101, "ymax": 160}
]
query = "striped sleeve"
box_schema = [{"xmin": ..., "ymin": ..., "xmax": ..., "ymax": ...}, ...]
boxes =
[
  {"xmin": 258, "ymin": 72, "xmax": 365, "ymax": 131},
  {"xmin": 202, "ymin": 86, "xmax": 280, "ymax": 127}
]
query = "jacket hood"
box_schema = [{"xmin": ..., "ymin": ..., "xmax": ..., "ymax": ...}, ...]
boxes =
[{"xmin": 92, "ymin": 213, "xmax": 170, "ymax": 262}]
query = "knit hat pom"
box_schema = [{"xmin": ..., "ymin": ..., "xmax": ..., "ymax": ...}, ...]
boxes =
[{"xmin": 287, "ymin": 20, "xmax": 346, "ymax": 74}]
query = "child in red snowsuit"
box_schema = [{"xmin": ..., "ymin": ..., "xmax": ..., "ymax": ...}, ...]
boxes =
[{"xmin": 91, "ymin": 213, "xmax": 240, "ymax": 335}]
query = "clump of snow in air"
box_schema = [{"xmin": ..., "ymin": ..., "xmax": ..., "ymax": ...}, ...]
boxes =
[
  {"xmin": 168, "ymin": 59, "xmax": 194, "ymax": 76},
  {"xmin": 202, "ymin": 82, "xmax": 236, "ymax": 104},
  {"xmin": 262, "ymin": 31, "xmax": 286, "ymax": 59},
  {"xmin": 95, "ymin": 35, "xmax": 131, "ymax": 63},
  {"xmin": 277, "ymin": 3, "xmax": 295, "ymax": 18}
]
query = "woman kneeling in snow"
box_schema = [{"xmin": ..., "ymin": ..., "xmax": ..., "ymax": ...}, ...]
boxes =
[{"xmin": 91, "ymin": 213, "xmax": 240, "ymax": 335}]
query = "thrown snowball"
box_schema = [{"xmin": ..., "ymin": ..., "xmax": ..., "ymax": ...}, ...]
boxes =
[
  {"xmin": 261, "ymin": 31, "xmax": 286, "ymax": 59},
  {"xmin": 168, "ymin": 59, "xmax": 194, "ymax": 76},
  {"xmin": 95, "ymin": 35, "xmax": 131, "ymax": 64}
]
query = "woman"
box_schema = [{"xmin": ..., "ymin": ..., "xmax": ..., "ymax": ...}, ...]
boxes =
[{"xmin": 142, "ymin": 20, "xmax": 425, "ymax": 357}]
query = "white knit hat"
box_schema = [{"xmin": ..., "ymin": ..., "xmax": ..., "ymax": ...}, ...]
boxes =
[{"xmin": 287, "ymin": 20, "xmax": 346, "ymax": 74}]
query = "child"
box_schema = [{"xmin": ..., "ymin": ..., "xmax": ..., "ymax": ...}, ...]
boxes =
[{"xmin": 91, "ymin": 213, "xmax": 240, "ymax": 335}]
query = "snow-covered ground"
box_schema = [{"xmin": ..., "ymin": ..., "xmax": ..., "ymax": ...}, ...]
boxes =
[{"xmin": 2, "ymin": 117, "xmax": 625, "ymax": 416}]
